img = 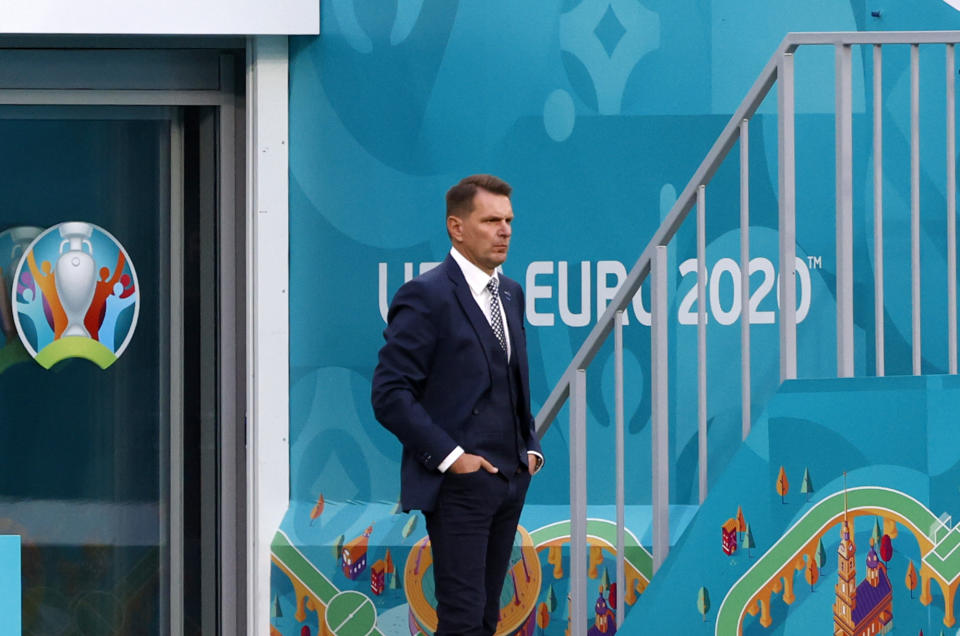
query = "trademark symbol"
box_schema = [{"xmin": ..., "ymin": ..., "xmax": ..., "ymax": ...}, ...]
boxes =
[{"xmin": 807, "ymin": 255, "xmax": 823, "ymax": 269}]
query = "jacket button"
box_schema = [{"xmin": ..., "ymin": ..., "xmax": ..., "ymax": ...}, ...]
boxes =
[{"xmin": 472, "ymin": 408, "xmax": 480, "ymax": 415}]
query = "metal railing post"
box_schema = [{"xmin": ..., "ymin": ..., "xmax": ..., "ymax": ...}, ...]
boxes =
[
  {"xmin": 740, "ymin": 119, "xmax": 751, "ymax": 440},
  {"xmin": 570, "ymin": 370, "xmax": 587, "ymax": 634},
  {"xmin": 651, "ymin": 245, "xmax": 670, "ymax": 572},
  {"xmin": 614, "ymin": 311, "xmax": 625, "ymax": 628},
  {"xmin": 911, "ymin": 43, "xmax": 922, "ymax": 375},
  {"xmin": 873, "ymin": 44, "xmax": 886, "ymax": 377},
  {"xmin": 836, "ymin": 43, "xmax": 855, "ymax": 377},
  {"xmin": 697, "ymin": 185, "xmax": 708, "ymax": 503},
  {"xmin": 778, "ymin": 51, "xmax": 798, "ymax": 381},
  {"xmin": 948, "ymin": 43, "xmax": 958, "ymax": 374}
]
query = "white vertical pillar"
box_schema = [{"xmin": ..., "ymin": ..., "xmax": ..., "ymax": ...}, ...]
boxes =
[{"xmin": 247, "ymin": 35, "xmax": 290, "ymax": 636}]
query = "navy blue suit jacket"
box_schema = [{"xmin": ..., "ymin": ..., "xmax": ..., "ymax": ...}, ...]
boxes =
[{"xmin": 372, "ymin": 254, "xmax": 542, "ymax": 512}]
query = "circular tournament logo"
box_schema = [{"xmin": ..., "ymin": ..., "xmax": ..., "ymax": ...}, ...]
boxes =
[{"xmin": 12, "ymin": 222, "xmax": 139, "ymax": 369}]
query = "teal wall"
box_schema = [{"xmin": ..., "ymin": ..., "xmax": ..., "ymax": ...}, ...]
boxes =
[{"xmin": 273, "ymin": 2, "xmax": 960, "ymax": 635}]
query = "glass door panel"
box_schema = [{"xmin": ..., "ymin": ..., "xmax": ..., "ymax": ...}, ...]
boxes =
[{"xmin": 0, "ymin": 107, "xmax": 171, "ymax": 635}]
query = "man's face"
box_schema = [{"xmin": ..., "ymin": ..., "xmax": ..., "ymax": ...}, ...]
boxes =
[{"xmin": 448, "ymin": 188, "xmax": 513, "ymax": 275}]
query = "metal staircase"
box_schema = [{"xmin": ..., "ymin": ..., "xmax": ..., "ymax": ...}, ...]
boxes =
[{"xmin": 533, "ymin": 31, "xmax": 960, "ymax": 631}]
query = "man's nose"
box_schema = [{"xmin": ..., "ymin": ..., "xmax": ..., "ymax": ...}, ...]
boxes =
[{"xmin": 499, "ymin": 222, "xmax": 511, "ymax": 236}]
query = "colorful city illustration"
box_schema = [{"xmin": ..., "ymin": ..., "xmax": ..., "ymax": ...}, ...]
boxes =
[
  {"xmin": 272, "ymin": 375, "xmax": 960, "ymax": 635},
  {"xmin": 270, "ymin": 513, "xmax": 647, "ymax": 636}
]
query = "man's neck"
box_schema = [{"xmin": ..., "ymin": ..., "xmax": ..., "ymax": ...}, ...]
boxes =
[{"xmin": 451, "ymin": 245, "xmax": 494, "ymax": 277}]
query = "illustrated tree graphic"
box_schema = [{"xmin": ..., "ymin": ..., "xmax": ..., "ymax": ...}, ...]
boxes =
[
  {"xmin": 800, "ymin": 468, "xmax": 814, "ymax": 501},
  {"xmin": 333, "ymin": 534, "xmax": 345, "ymax": 564},
  {"xmin": 546, "ymin": 584, "xmax": 558, "ymax": 613},
  {"xmin": 905, "ymin": 560, "xmax": 918, "ymax": 599},
  {"xmin": 880, "ymin": 534, "xmax": 893, "ymax": 570},
  {"xmin": 776, "ymin": 466, "xmax": 789, "ymax": 504},
  {"xmin": 600, "ymin": 567, "xmax": 611, "ymax": 593},
  {"xmin": 805, "ymin": 558, "xmax": 819, "ymax": 591},
  {"xmin": 743, "ymin": 523, "xmax": 756, "ymax": 558},
  {"xmin": 736, "ymin": 506, "xmax": 746, "ymax": 540},
  {"xmin": 815, "ymin": 537, "xmax": 827, "ymax": 572},
  {"xmin": 870, "ymin": 518, "xmax": 882, "ymax": 548},
  {"xmin": 537, "ymin": 602, "xmax": 550, "ymax": 634},
  {"xmin": 696, "ymin": 586, "xmax": 710, "ymax": 622},
  {"xmin": 271, "ymin": 594, "xmax": 282, "ymax": 619},
  {"xmin": 401, "ymin": 515, "xmax": 418, "ymax": 539},
  {"xmin": 309, "ymin": 493, "xmax": 324, "ymax": 525}
]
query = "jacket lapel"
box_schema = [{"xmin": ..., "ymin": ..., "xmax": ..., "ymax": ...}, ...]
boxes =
[{"xmin": 444, "ymin": 256, "xmax": 496, "ymax": 372}]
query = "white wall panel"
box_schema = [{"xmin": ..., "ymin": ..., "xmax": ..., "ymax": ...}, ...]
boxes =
[{"xmin": 3, "ymin": 0, "xmax": 318, "ymax": 35}]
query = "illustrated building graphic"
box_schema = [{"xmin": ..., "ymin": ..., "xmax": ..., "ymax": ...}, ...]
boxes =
[
  {"xmin": 833, "ymin": 495, "xmax": 892, "ymax": 635},
  {"xmin": 370, "ymin": 559, "xmax": 385, "ymax": 596},
  {"xmin": 722, "ymin": 518, "xmax": 738, "ymax": 556},
  {"xmin": 341, "ymin": 526, "xmax": 372, "ymax": 580},
  {"xmin": 587, "ymin": 590, "xmax": 617, "ymax": 636}
]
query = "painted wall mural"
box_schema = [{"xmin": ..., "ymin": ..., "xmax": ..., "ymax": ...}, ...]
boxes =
[{"xmin": 277, "ymin": 1, "xmax": 960, "ymax": 634}]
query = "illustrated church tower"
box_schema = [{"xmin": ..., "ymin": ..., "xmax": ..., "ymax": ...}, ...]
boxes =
[{"xmin": 834, "ymin": 480, "xmax": 857, "ymax": 635}]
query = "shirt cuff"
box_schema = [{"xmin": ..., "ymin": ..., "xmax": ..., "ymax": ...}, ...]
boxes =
[
  {"xmin": 438, "ymin": 446, "xmax": 465, "ymax": 473},
  {"xmin": 527, "ymin": 451, "xmax": 544, "ymax": 474}
]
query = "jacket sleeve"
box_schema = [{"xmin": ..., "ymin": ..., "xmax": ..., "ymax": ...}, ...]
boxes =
[
  {"xmin": 515, "ymin": 284, "xmax": 543, "ymax": 457},
  {"xmin": 371, "ymin": 280, "xmax": 459, "ymax": 472}
]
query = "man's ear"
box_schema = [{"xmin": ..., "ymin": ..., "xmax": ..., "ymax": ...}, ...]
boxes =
[{"xmin": 447, "ymin": 215, "xmax": 462, "ymax": 242}]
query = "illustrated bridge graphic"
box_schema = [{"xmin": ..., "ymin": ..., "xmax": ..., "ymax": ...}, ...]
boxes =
[
  {"xmin": 716, "ymin": 486, "xmax": 960, "ymax": 635},
  {"xmin": 529, "ymin": 518, "xmax": 653, "ymax": 594}
]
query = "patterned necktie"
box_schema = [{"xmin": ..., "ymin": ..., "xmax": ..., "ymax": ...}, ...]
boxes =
[{"xmin": 487, "ymin": 277, "xmax": 507, "ymax": 353}]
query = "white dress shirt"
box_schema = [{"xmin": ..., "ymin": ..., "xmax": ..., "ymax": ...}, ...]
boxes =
[
  {"xmin": 449, "ymin": 246, "xmax": 511, "ymax": 360},
  {"xmin": 438, "ymin": 247, "xmax": 543, "ymax": 474}
]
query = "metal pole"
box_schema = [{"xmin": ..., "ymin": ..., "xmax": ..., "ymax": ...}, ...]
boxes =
[
  {"xmin": 651, "ymin": 245, "xmax": 670, "ymax": 572},
  {"xmin": 874, "ymin": 44, "xmax": 886, "ymax": 377},
  {"xmin": 570, "ymin": 370, "xmax": 587, "ymax": 634},
  {"xmin": 740, "ymin": 119, "xmax": 751, "ymax": 440},
  {"xmin": 912, "ymin": 43, "xmax": 922, "ymax": 375},
  {"xmin": 778, "ymin": 52, "xmax": 798, "ymax": 381},
  {"xmin": 614, "ymin": 311, "xmax": 625, "ymax": 628},
  {"xmin": 948, "ymin": 43, "xmax": 957, "ymax": 374},
  {"xmin": 697, "ymin": 185, "xmax": 708, "ymax": 504},
  {"xmin": 836, "ymin": 44, "xmax": 855, "ymax": 377},
  {"xmin": 168, "ymin": 108, "xmax": 185, "ymax": 636}
]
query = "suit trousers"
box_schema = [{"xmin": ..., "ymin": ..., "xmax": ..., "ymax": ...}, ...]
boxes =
[{"xmin": 424, "ymin": 467, "xmax": 531, "ymax": 636}]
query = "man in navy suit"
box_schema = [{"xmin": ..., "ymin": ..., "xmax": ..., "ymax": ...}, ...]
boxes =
[{"xmin": 372, "ymin": 174, "xmax": 543, "ymax": 636}]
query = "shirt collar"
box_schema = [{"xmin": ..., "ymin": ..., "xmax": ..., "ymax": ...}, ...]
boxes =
[{"xmin": 450, "ymin": 247, "xmax": 497, "ymax": 295}]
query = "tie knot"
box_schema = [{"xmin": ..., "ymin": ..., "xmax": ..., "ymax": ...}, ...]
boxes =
[{"xmin": 486, "ymin": 276, "xmax": 499, "ymax": 295}]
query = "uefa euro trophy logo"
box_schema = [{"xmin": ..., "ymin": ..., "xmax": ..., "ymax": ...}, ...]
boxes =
[{"xmin": 11, "ymin": 222, "xmax": 139, "ymax": 369}]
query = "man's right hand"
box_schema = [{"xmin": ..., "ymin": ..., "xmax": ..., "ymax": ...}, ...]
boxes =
[{"xmin": 449, "ymin": 453, "xmax": 498, "ymax": 475}]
